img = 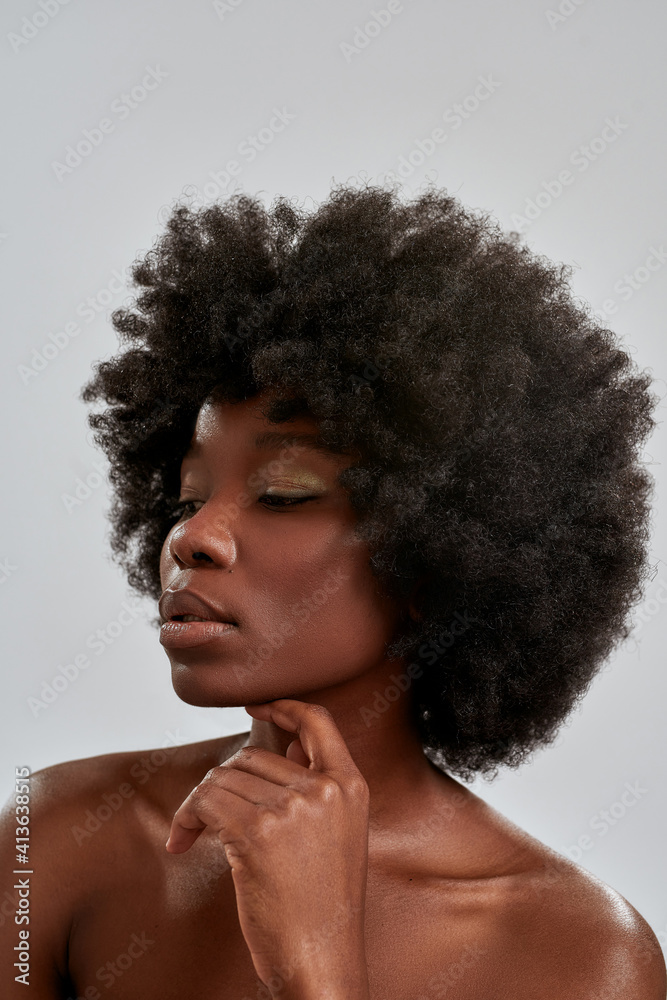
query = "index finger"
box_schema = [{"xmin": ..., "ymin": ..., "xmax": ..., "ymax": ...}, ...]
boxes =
[{"xmin": 244, "ymin": 699, "xmax": 360, "ymax": 777}]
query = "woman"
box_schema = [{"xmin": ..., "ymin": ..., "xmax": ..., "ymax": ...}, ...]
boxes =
[{"xmin": 2, "ymin": 183, "xmax": 665, "ymax": 998}]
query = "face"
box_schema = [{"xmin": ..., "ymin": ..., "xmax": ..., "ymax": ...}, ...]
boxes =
[{"xmin": 158, "ymin": 389, "xmax": 409, "ymax": 707}]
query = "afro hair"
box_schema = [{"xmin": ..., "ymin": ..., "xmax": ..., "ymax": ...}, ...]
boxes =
[{"xmin": 82, "ymin": 181, "xmax": 657, "ymax": 780}]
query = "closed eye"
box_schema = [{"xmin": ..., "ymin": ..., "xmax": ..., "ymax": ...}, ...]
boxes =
[
  {"xmin": 171, "ymin": 496, "xmax": 320, "ymax": 520},
  {"xmin": 258, "ymin": 494, "xmax": 319, "ymax": 510}
]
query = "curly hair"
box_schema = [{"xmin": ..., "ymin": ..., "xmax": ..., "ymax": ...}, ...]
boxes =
[{"xmin": 82, "ymin": 181, "xmax": 657, "ymax": 780}]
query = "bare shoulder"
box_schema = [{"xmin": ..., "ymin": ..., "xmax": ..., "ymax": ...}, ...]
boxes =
[
  {"xmin": 454, "ymin": 789, "xmax": 667, "ymax": 999},
  {"xmin": 0, "ymin": 729, "xmax": 251, "ymax": 863},
  {"xmin": 31, "ymin": 728, "xmax": 248, "ymax": 787},
  {"xmin": 0, "ymin": 732, "xmax": 250, "ymax": 995},
  {"xmin": 6, "ymin": 729, "xmax": 251, "ymax": 820},
  {"xmin": 503, "ymin": 845, "xmax": 665, "ymax": 997}
]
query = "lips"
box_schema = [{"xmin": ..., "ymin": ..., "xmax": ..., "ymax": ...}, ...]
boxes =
[{"xmin": 159, "ymin": 589, "xmax": 239, "ymax": 627}]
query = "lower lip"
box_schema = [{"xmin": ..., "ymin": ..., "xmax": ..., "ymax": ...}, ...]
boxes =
[{"xmin": 159, "ymin": 620, "xmax": 238, "ymax": 649}]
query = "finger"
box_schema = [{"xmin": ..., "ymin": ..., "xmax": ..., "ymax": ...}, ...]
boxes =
[
  {"xmin": 165, "ymin": 815, "xmax": 206, "ymax": 854},
  {"xmin": 285, "ymin": 738, "xmax": 309, "ymax": 768},
  {"xmin": 223, "ymin": 744, "xmax": 315, "ymax": 786},
  {"xmin": 166, "ymin": 748, "xmax": 316, "ymax": 856},
  {"xmin": 166, "ymin": 783, "xmax": 257, "ymax": 854},
  {"xmin": 200, "ymin": 764, "xmax": 294, "ymax": 808},
  {"xmin": 244, "ymin": 699, "xmax": 361, "ymax": 779}
]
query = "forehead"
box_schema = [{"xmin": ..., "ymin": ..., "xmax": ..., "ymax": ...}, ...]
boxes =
[
  {"xmin": 189, "ymin": 394, "xmax": 339, "ymax": 460},
  {"xmin": 196, "ymin": 392, "xmax": 313, "ymax": 433}
]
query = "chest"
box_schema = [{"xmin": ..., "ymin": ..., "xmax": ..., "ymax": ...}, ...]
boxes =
[{"xmin": 65, "ymin": 832, "xmax": 499, "ymax": 999}]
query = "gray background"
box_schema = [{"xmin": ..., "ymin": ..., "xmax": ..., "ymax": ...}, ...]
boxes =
[{"xmin": 1, "ymin": 0, "xmax": 666, "ymax": 953}]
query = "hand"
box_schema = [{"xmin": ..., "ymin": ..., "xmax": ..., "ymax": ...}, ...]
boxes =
[{"xmin": 166, "ymin": 699, "xmax": 371, "ymax": 998}]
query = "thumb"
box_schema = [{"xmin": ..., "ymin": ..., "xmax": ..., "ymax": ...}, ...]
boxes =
[{"xmin": 285, "ymin": 738, "xmax": 310, "ymax": 768}]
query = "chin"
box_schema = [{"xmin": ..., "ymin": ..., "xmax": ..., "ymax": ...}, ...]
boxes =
[
  {"xmin": 169, "ymin": 662, "xmax": 299, "ymax": 708},
  {"xmin": 170, "ymin": 663, "xmax": 247, "ymax": 707}
]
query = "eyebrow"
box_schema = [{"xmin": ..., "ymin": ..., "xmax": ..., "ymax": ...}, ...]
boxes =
[{"xmin": 253, "ymin": 431, "xmax": 335, "ymax": 455}]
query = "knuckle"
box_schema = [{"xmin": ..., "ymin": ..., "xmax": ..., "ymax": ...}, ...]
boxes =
[
  {"xmin": 222, "ymin": 745, "xmax": 264, "ymax": 769},
  {"xmin": 347, "ymin": 772, "xmax": 369, "ymax": 797},
  {"xmin": 338, "ymin": 771, "xmax": 369, "ymax": 805},
  {"xmin": 316, "ymin": 776, "xmax": 343, "ymax": 804},
  {"xmin": 250, "ymin": 808, "xmax": 279, "ymax": 842},
  {"xmin": 235, "ymin": 744, "xmax": 265, "ymax": 760},
  {"xmin": 193, "ymin": 766, "xmax": 223, "ymax": 795},
  {"xmin": 190, "ymin": 781, "xmax": 209, "ymax": 802}
]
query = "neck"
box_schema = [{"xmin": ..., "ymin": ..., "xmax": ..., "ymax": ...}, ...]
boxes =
[{"xmin": 232, "ymin": 658, "xmax": 456, "ymax": 827}]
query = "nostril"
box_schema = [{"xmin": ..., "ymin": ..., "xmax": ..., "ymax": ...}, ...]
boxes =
[{"xmin": 192, "ymin": 551, "xmax": 213, "ymax": 562}]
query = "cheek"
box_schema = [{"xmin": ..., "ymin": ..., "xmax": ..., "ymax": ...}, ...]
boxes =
[{"xmin": 250, "ymin": 529, "xmax": 404, "ymax": 665}]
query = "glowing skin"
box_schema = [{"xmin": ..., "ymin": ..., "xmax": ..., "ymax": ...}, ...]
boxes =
[
  {"xmin": 3, "ymin": 390, "xmax": 664, "ymax": 999},
  {"xmin": 158, "ymin": 389, "xmax": 416, "ymax": 719},
  {"xmin": 157, "ymin": 388, "xmax": 451, "ymax": 993},
  {"xmin": 158, "ymin": 387, "xmax": 456, "ymax": 839}
]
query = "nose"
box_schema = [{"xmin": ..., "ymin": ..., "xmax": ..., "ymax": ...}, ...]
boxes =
[{"xmin": 167, "ymin": 505, "xmax": 238, "ymax": 570}]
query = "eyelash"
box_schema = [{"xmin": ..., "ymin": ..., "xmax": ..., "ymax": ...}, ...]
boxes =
[
  {"xmin": 172, "ymin": 495, "xmax": 317, "ymax": 519},
  {"xmin": 259, "ymin": 494, "xmax": 317, "ymax": 510}
]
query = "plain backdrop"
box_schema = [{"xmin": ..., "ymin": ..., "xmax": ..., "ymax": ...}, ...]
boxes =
[{"xmin": 1, "ymin": 0, "xmax": 666, "ymax": 955}]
